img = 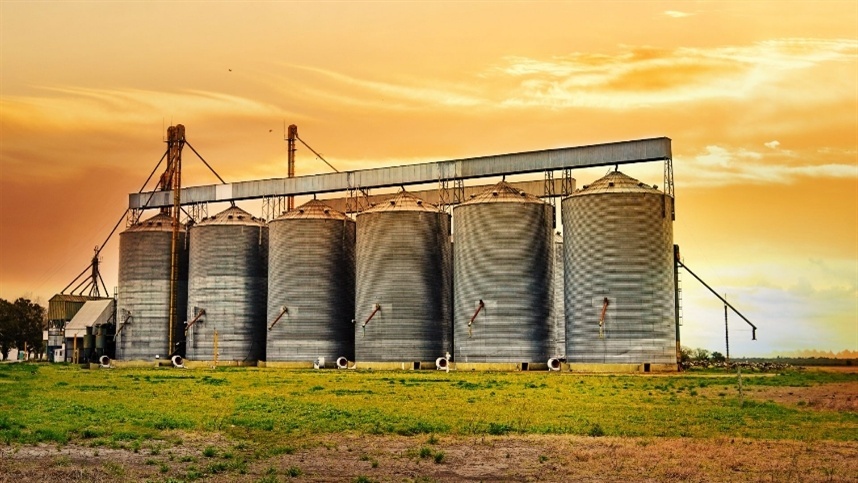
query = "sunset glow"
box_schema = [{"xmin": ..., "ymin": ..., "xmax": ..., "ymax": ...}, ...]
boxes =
[{"xmin": 1, "ymin": 1, "xmax": 855, "ymax": 356}]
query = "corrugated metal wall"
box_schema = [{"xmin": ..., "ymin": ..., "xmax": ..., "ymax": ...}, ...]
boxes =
[
  {"xmin": 186, "ymin": 206, "xmax": 268, "ymax": 362},
  {"xmin": 452, "ymin": 182, "xmax": 554, "ymax": 363},
  {"xmin": 562, "ymin": 171, "xmax": 676, "ymax": 364},
  {"xmin": 116, "ymin": 213, "xmax": 188, "ymax": 360},
  {"xmin": 354, "ymin": 192, "xmax": 452, "ymax": 362},
  {"xmin": 267, "ymin": 200, "xmax": 356, "ymax": 362}
]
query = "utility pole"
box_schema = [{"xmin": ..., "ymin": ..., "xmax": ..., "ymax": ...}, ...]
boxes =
[{"xmin": 724, "ymin": 293, "xmax": 730, "ymax": 361}]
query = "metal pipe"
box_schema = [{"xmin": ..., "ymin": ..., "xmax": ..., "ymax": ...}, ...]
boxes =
[
  {"xmin": 467, "ymin": 300, "xmax": 485, "ymax": 338},
  {"xmin": 598, "ymin": 297, "xmax": 609, "ymax": 339},
  {"xmin": 287, "ymin": 124, "xmax": 297, "ymax": 210},
  {"xmin": 268, "ymin": 306, "xmax": 288, "ymax": 331},
  {"xmin": 362, "ymin": 304, "xmax": 381, "ymax": 328},
  {"xmin": 114, "ymin": 312, "xmax": 132, "ymax": 340},
  {"xmin": 167, "ymin": 125, "xmax": 186, "ymax": 357},
  {"xmin": 186, "ymin": 309, "xmax": 206, "ymax": 332},
  {"xmin": 677, "ymin": 260, "xmax": 757, "ymax": 340}
]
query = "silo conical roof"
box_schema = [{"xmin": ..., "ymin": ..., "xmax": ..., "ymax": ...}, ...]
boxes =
[
  {"xmin": 460, "ymin": 180, "xmax": 545, "ymax": 205},
  {"xmin": 361, "ymin": 190, "xmax": 437, "ymax": 213},
  {"xmin": 274, "ymin": 199, "xmax": 350, "ymax": 221},
  {"xmin": 572, "ymin": 170, "xmax": 664, "ymax": 196},
  {"xmin": 125, "ymin": 212, "xmax": 183, "ymax": 232},
  {"xmin": 197, "ymin": 205, "xmax": 265, "ymax": 226}
]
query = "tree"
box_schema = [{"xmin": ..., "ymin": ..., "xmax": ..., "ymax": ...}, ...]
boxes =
[
  {"xmin": 0, "ymin": 299, "xmax": 13, "ymax": 360},
  {"xmin": 711, "ymin": 351, "xmax": 726, "ymax": 363},
  {"xmin": 0, "ymin": 298, "xmax": 45, "ymax": 360},
  {"xmin": 679, "ymin": 346, "xmax": 693, "ymax": 365},
  {"xmin": 692, "ymin": 348, "xmax": 711, "ymax": 362}
]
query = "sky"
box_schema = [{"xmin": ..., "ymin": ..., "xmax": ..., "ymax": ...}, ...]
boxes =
[{"xmin": 1, "ymin": 1, "xmax": 856, "ymax": 357}]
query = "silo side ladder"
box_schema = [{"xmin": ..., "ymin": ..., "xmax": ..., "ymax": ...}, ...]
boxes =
[
  {"xmin": 468, "ymin": 300, "xmax": 485, "ymax": 338},
  {"xmin": 598, "ymin": 297, "xmax": 609, "ymax": 339}
]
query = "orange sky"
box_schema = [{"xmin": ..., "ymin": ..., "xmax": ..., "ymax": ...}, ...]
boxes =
[{"xmin": 1, "ymin": 1, "xmax": 856, "ymax": 356}]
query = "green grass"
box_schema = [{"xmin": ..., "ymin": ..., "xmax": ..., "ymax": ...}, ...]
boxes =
[{"xmin": 0, "ymin": 363, "xmax": 855, "ymax": 448}]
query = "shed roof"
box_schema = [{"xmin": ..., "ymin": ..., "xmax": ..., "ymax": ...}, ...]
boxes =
[{"xmin": 65, "ymin": 299, "xmax": 114, "ymax": 337}]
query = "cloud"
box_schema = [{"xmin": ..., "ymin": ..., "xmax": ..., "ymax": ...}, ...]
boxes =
[
  {"xmin": 676, "ymin": 145, "xmax": 858, "ymax": 187},
  {"xmin": 764, "ymin": 140, "xmax": 780, "ymax": 149},
  {"xmin": 260, "ymin": 38, "xmax": 856, "ymax": 113},
  {"xmin": 664, "ymin": 10, "xmax": 693, "ymax": 18},
  {"xmin": 488, "ymin": 38, "xmax": 858, "ymax": 108},
  {"xmin": 0, "ymin": 87, "xmax": 289, "ymax": 179},
  {"xmin": 679, "ymin": 259, "xmax": 858, "ymax": 355},
  {"xmin": 276, "ymin": 64, "xmax": 487, "ymax": 110}
]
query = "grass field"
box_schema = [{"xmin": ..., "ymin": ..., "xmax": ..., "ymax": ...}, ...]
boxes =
[{"xmin": 0, "ymin": 363, "xmax": 856, "ymax": 482}]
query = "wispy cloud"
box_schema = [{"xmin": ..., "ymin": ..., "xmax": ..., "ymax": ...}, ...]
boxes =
[
  {"xmin": 276, "ymin": 64, "xmax": 487, "ymax": 110},
  {"xmin": 664, "ymin": 10, "xmax": 694, "ymax": 18},
  {"xmin": 490, "ymin": 38, "xmax": 858, "ymax": 108},
  {"xmin": 677, "ymin": 145, "xmax": 858, "ymax": 187}
]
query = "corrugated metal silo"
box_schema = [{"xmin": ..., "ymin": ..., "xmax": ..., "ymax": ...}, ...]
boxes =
[
  {"xmin": 453, "ymin": 181, "xmax": 554, "ymax": 363},
  {"xmin": 355, "ymin": 191, "xmax": 452, "ymax": 364},
  {"xmin": 186, "ymin": 206, "xmax": 268, "ymax": 363},
  {"xmin": 116, "ymin": 212, "xmax": 188, "ymax": 360},
  {"xmin": 551, "ymin": 233, "xmax": 566, "ymax": 358},
  {"xmin": 562, "ymin": 170, "xmax": 676, "ymax": 366},
  {"xmin": 267, "ymin": 199, "xmax": 355, "ymax": 363}
]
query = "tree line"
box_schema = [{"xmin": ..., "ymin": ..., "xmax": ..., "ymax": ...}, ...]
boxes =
[{"xmin": 0, "ymin": 298, "xmax": 45, "ymax": 360}]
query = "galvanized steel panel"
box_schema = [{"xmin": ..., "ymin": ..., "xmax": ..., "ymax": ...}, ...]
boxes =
[
  {"xmin": 116, "ymin": 213, "xmax": 188, "ymax": 360},
  {"xmin": 186, "ymin": 206, "xmax": 268, "ymax": 362},
  {"xmin": 562, "ymin": 171, "xmax": 676, "ymax": 365},
  {"xmin": 355, "ymin": 192, "xmax": 452, "ymax": 362},
  {"xmin": 267, "ymin": 200, "xmax": 356, "ymax": 362},
  {"xmin": 551, "ymin": 236, "xmax": 566, "ymax": 357},
  {"xmin": 452, "ymin": 183, "xmax": 554, "ymax": 363}
]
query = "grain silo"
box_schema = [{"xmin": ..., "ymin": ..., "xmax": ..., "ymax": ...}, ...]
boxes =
[
  {"xmin": 186, "ymin": 205, "xmax": 268, "ymax": 364},
  {"xmin": 355, "ymin": 191, "xmax": 452, "ymax": 367},
  {"xmin": 452, "ymin": 181, "xmax": 554, "ymax": 366},
  {"xmin": 266, "ymin": 199, "xmax": 355, "ymax": 366},
  {"xmin": 562, "ymin": 170, "xmax": 676, "ymax": 371},
  {"xmin": 116, "ymin": 212, "xmax": 188, "ymax": 361},
  {"xmin": 551, "ymin": 233, "xmax": 565, "ymax": 359}
]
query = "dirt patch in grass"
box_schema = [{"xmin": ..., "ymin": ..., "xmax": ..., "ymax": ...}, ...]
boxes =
[
  {"xmin": 746, "ymin": 382, "xmax": 858, "ymax": 413},
  {"xmin": 2, "ymin": 434, "xmax": 857, "ymax": 482}
]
